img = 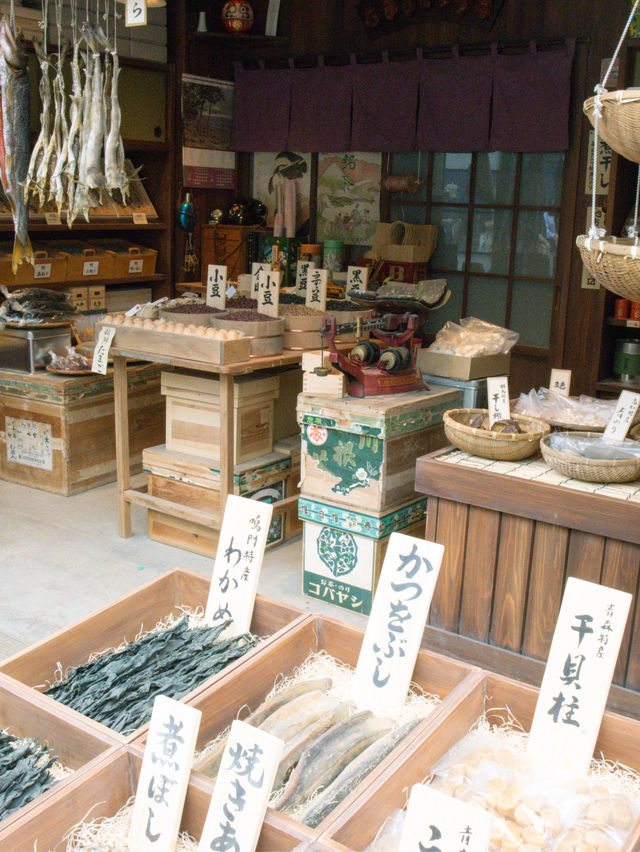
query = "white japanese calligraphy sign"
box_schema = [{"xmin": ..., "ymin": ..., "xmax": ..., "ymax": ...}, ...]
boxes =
[
  {"xmin": 347, "ymin": 265, "xmax": 369, "ymax": 291},
  {"xmin": 198, "ymin": 720, "xmax": 284, "ymax": 852},
  {"xmin": 527, "ymin": 577, "xmax": 632, "ymax": 775},
  {"xmin": 295, "ymin": 260, "xmax": 315, "ymax": 297},
  {"xmin": 92, "ymin": 326, "xmax": 115, "ymax": 374},
  {"xmin": 603, "ymin": 390, "xmax": 640, "ymax": 442},
  {"xmin": 206, "ymin": 264, "xmax": 228, "ymax": 310},
  {"xmin": 399, "ymin": 784, "xmax": 493, "ymax": 852},
  {"xmin": 351, "ymin": 533, "xmax": 444, "ymax": 715},
  {"xmin": 125, "ymin": 0, "xmax": 147, "ymax": 27},
  {"xmin": 305, "ymin": 268, "xmax": 328, "ymax": 312},
  {"xmin": 256, "ymin": 269, "xmax": 281, "ymax": 318},
  {"xmin": 205, "ymin": 495, "xmax": 273, "ymax": 636},
  {"xmin": 550, "ymin": 369, "xmax": 572, "ymax": 397},
  {"xmin": 251, "ymin": 263, "xmax": 270, "ymax": 298},
  {"xmin": 130, "ymin": 696, "xmax": 202, "ymax": 852},
  {"xmin": 486, "ymin": 376, "xmax": 510, "ymax": 426}
]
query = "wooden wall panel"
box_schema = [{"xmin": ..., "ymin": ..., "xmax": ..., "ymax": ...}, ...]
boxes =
[
  {"xmin": 626, "ymin": 580, "xmax": 640, "ymax": 692},
  {"xmin": 490, "ymin": 514, "xmax": 534, "ymax": 652},
  {"xmin": 601, "ymin": 540, "xmax": 640, "ymax": 686},
  {"xmin": 564, "ymin": 530, "xmax": 605, "ymax": 584},
  {"xmin": 429, "ymin": 499, "xmax": 468, "ymax": 632},
  {"xmin": 522, "ymin": 522, "xmax": 569, "ymax": 660},
  {"xmin": 458, "ymin": 506, "xmax": 500, "ymax": 642}
]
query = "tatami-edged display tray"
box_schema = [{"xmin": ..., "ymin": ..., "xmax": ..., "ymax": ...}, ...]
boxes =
[
  {"xmin": 98, "ymin": 322, "xmax": 252, "ymax": 365},
  {"xmin": 321, "ymin": 670, "xmax": 640, "ymax": 851},
  {"xmin": 0, "ymin": 673, "xmax": 119, "ymax": 835},
  {"xmin": 132, "ymin": 614, "xmax": 479, "ymax": 838},
  {"xmin": 0, "ymin": 568, "xmax": 305, "ymax": 744},
  {"xmin": 0, "ymin": 745, "xmax": 318, "ymax": 850}
]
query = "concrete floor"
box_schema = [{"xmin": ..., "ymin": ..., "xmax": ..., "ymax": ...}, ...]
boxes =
[{"xmin": 0, "ymin": 473, "xmax": 366, "ymax": 660}]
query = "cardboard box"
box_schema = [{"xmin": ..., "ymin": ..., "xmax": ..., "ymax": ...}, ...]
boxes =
[{"xmin": 417, "ymin": 349, "xmax": 511, "ymax": 381}]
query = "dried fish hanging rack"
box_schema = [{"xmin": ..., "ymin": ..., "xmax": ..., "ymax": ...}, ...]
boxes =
[{"xmin": 576, "ymin": 0, "xmax": 640, "ymax": 301}]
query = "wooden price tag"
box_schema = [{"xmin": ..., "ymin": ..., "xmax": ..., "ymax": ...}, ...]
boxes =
[
  {"xmin": 251, "ymin": 263, "xmax": 270, "ymax": 298},
  {"xmin": 486, "ymin": 376, "xmax": 510, "ymax": 426},
  {"xmin": 129, "ymin": 696, "xmax": 201, "ymax": 851},
  {"xmin": 82, "ymin": 260, "xmax": 99, "ymax": 277},
  {"xmin": 399, "ymin": 784, "xmax": 493, "ymax": 852},
  {"xmin": 91, "ymin": 326, "xmax": 115, "ymax": 374},
  {"xmin": 206, "ymin": 264, "xmax": 228, "ymax": 310},
  {"xmin": 351, "ymin": 532, "xmax": 444, "ymax": 715},
  {"xmin": 205, "ymin": 495, "xmax": 273, "ymax": 637},
  {"xmin": 550, "ymin": 368, "xmax": 571, "ymax": 397},
  {"xmin": 34, "ymin": 263, "xmax": 52, "ymax": 280},
  {"xmin": 198, "ymin": 720, "xmax": 284, "ymax": 852},
  {"xmin": 527, "ymin": 577, "xmax": 632, "ymax": 775},
  {"xmin": 346, "ymin": 265, "xmax": 369, "ymax": 292},
  {"xmin": 125, "ymin": 0, "xmax": 147, "ymax": 26},
  {"xmin": 295, "ymin": 260, "xmax": 315, "ymax": 297},
  {"xmin": 257, "ymin": 269, "xmax": 281, "ymax": 318},
  {"xmin": 603, "ymin": 390, "xmax": 640, "ymax": 441},
  {"xmin": 305, "ymin": 268, "xmax": 328, "ymax": 312},
  {"xmin": 44, "ymin": 212, "xmax": 61, "ymax": 225}
]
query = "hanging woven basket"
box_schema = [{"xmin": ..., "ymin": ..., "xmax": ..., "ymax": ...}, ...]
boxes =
[
  {"xmin": 584, "ymin": 90, "xmax": 640, "ymax": 163},
  {"xmin": 576, "ymin": 235, "xmax": 640, "ymax": 301}
]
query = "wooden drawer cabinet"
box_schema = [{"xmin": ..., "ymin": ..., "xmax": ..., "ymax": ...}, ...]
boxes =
[{"xmin": 200, "ymin": 224, "xmax": 258, "ymax": 282}]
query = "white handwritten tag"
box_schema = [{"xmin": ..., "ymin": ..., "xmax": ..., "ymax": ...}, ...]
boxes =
[
  {"xmin": 527, "ymin": 578, "xmax": 632, "ymax": 775},
  {"xmin": 257, "ymin": 269, "xmax": 280, "ymax": 318},
  {"xmin": 251, "ymin": 263, "xmax": 270, "ymax": 298},
  {"xmin": 305, "ymin": 268, "xmax": 328, "ymax": 312},
  {"xmin": 347, "ymin": 265, "xmax": 369, "ymax": 292},
  {"xmin": 45, "ymin": 212, "xmax": 61, "ymax": 225},
  {"xmin": 130, "ymin": 696, "xmax": 201, "ymax": 852},
  {"xmin": 133, "ymin": 212, "xmax": 148, "ymax": 224},
  {"xmin": 486, "ymin": 376, "xmax": 510, "ymax": 426},
  {"xmin": 399, "ymin": 784, "xmax": 493, "ymax": 852},
  {"xmin": 628, "ymin": 319, "xmax": 640, "ymax": 328},
  {"xmin": 205, "ymin": 495, "xmax": 273, "ymax": 637},
  {"xmin": 550, "ymin": 369, "xmax": 571, "ymax": 397},
  {"xmin": 125, "ymin": 0, "xmax": 147, "ymax": 26},
  {"xmin": 34, "ymin": 263, "xmax": 52, "ymax": 280},
  {"xmin": 129, "ymin": 258, "xmax": 144, "ymax": 274},
  {"xmin": 351, "ymin": 533, "xmax": 444, "ymax": 715},
  {"xmin": 198, "ymin": 721, "xmax": 284, "ymax": 852},
  {"xmin": 206, "ymin": 264, "xmax": 228, "ymax": 310},
  {"xmin": 82, "ymin": 260, "xmax": 99, "ymax": 277},
  {"xmin": 295, "ymin": 260, "xmax": 315, "ymax": 296},
  {"xmin": 92, "ymin": 326, "xmax": 115, "ymax": 374},
  {"xmin": 226, "ymin": 284, "xmax": 237, "ymax": 299},
  {"xmin": 581, "ymin": 266, "xmax": 600, "ymax": 290},
  {"xmin": 604, "ymin": 390, "xmax": 640, "ymax": 441}
]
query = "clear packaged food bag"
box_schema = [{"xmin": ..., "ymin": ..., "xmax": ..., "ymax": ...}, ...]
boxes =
[
  {"xmin": 513, "ymin": 388, "xmax": 630, "ymax": 430},
  {"xmin": 547, "ymin": 432, "xmax": 640, "ymax": 459},
  {"xmin": 428, "ymin": 317, "xmax": 519, "ymax": 356}
]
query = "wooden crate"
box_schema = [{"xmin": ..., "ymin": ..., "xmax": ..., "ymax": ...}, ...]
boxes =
[
  {"xmin": 275, "ymin": 435, "xmax": 302, "ymax": 538},
  {"xmin": 0, "ymin": 568, "xmax": 305, "ymax": 742},
  {"xmin": 144, "ymin": 444, "xmax": 296, "ymax": 557},
  {"xmin": 297, "ymin": 389, "xmax": 459, "ymax": 513},
  {"xmin": 101, "ymin": 322, "xmax": 252, "ymax": 365},
  {"xmin": 324, "ymin": 671, "xmax": 640, "ymax": 851},
  {"xmin": 86, "ymin": 238, "xmax": 158, "ymax": 277},
  {"xmin": 133, "ymin": 615, "xmax": 477, "ymax": 836},
  {"xmin": 162, "ymin": 370, "xmax": 279, "ymax": 463},
  {"xmin": 43, "ymin": 239, "xmax": 115, "ymax": 282},
  {"xmin": 301, "ymin": 496, "xmax": 426, "ymax": 615},
  {"xmin": 0, "ymin": 747, "xmax": 317, "ymax": 851},
  {"xmin": 0, "ymin": 364, "xmax": 164, "ymax": 495},
  {"xmin": 15, "ymin": 244, "xmax": 68, "ymax": 285},
  {"xmin": 274, "ymin": 365, "xmax": 302, "ymax": 441},
  {"xmin": 0, "ymin": 674, "xmax": 118, "ymax": 833}
]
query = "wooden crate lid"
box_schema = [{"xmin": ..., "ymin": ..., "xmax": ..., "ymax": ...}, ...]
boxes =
[
  {"xmin": 0, "ymin": 364, "xmax": 160, "ymax": 405},
  {"xmin": 273, "ymin": 434, "xmax": 301, "ymax": 459},
  {"xmin": 161, "ymin": 369, "xmax": 280, "ymax": 401},
  {"xmin": 297, "ymin": 388, "xmax": 459, "ymax": 439},
  {"xmin": 298, "ymin": 493, "xmax": 427, "ymax": 538}
]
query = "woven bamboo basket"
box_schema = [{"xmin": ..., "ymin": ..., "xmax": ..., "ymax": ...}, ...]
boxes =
[
  {"xmin": 443, "ymin": 409, "xmax": 550, "ymax": 461},
  {"xmin": 540, "ymin": 432, "xmax": 640, "ymax": 483},
  {"xmin": 576, "ymin": 234, "xmax": 640, "ymax": 301},
  {"xmin": 584, "ymin": 90, "xmax": 640, "ymax": 164}
]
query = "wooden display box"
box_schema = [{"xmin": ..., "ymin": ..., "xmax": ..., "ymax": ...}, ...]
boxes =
[
  {"xmin": 101, "ymin": 322, "xmax": 252, "ymax": 365},
  {"xmin": 133, "ymin": 615, "xmax": 477, "ymax": 836},
  {"xmin": 15, "ymin": 244, "xmax": 68, "ymax": 286},
  {"xmin": 0, "ymin": 747, "xmax": 317, "ymax": 851},
  {"xmin": 0, "ymin": 675, "xmax": 118, "ymax": 833},
  {"xmin": 162, "ymin": 370, "xmax": 279, "ymax": 464},
  {"xmin": 297, "ymin": 389, "xmax": 459, "ymax": 513},
  {"xmin": 324, "ymin": 671, "xmax": 640, "ymax": 851},
  {"xmin": 0, "ymin": 569, "xmax": 305, "ymax": 742},
  {"xmin": 44, "ymin": 239, "xmax": 115, "ymax": 282},
  {"xmin": 0, "ymin": 364, "xmax": 164, "ymax": 495},
  {"xmin": 417, "ymin": 349, "xmax": 511, "ymax": 380},
  {"xmin": 86, "ymin": 238, "xmax": 158, "ymax": 277},
  {"xmin": 144, "ymin": 444, "xmax": 297, "ymax": 557},
  {"xmin": 300, "ymin": 495, "xmax": 427, "ymax": 615}
]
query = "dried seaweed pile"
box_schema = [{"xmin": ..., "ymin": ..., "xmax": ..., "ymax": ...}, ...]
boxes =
[
  {"xmin": 0, "ymin": 731, "xmax": 60, "ymax": 821},
  {"xmin": 44, "ymin": 619, "xmax": 258, "ymax": 735}
]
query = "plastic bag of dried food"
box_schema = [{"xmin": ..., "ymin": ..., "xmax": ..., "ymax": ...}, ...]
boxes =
[
  {"xmin": 513, "ymin": 388, "xmax": 626, "ymax": 429},
  {"xmin": 547, "ymin": 432, "xmax": 640, "ymax": 459},
  {"xmin": 363, "ymin": 808, "xmax": 406, "ymax": 852},
  {"xmin": 554, "ymin": 778, "xmax": 640, "ymax": 851},
  {"xmin": 429, "ymin": 317, "xmax": 519, "ymax": 356}
]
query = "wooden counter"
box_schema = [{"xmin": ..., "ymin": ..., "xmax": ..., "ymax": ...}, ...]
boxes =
[{"xmin": 415, "ymin": 447, "xmax": 640, "ymax": 718}]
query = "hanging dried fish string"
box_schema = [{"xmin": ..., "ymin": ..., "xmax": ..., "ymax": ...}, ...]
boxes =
[
  {"xmin": 64, "ymin": 0, "xmax": 82, "ymax": 223},
  {"xmin": 24, "ymin": 0, "xmax": 52, "ymax": 207},
  {"xmin": 72, "ymin": 7, "xmax": 96, "ymax": 222},
  {"xmin": 49, "ymin": 0, "xmax": 69, "ymax": 214},
  {"xmin": 104, "ymin": 0, "xmax": 130, "ymax": 203},
  {"xmin": 82, "ymin": 22, "xmax": 105, "ymax": 196}
]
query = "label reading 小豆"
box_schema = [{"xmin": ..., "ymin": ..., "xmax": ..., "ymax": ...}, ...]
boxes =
[
  {"xmin": 257, "ymin": 269, "xmax": 280, "ymax": 318},
  {"xmin": 206, "ymin": 264, "xmax": 228, "ymax": 310}
]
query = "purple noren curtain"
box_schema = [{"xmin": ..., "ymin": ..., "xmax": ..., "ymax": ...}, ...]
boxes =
[
  {"xmin": 490, "ymin": 40, "xmax": 575, "ymax": 152},
  {"xmin": 351, "ymin": 52, "xmax": 420, "ymax": 152},
  {"xmin": 232, "ymin": 61, "xmax": 292, "ymax": 152},
  {"xmin": 288, "ymin": 59, "xmax": 353, "ymax": 152},
  {"xmin": 417, "ymin": 47, "xmax": 493, "ymax": 152}
]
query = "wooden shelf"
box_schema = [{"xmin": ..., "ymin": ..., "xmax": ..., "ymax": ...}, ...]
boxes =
[
  {"xmin": 596, "ymin": 378, "xmax": 640, "ymax": 393},
  {"xmin": 175, "ymin": 281, "xmax": 205, "ymax": 293},
  {"xmin": 0, "ymin": 221, "xmax": 167, "ymax": 233},
  {"xmin": 606, "ymin": 316, "xmax": 640, "ymax": 328},
  {"xmin": 3, "ymin": 274, "xmax": 166, "ymax": 290},
  {"xmin": 188, "ymin": 31, "xmax": 289, "ymax": 49}
]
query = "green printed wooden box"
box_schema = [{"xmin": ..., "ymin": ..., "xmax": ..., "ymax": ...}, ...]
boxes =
[
  {"xmin": 297, "ymin": 388, "xmax": 460, "ymax": 513},
  {"xmin": 301, "ymin": 495, "xmax": 427, "ymax": 615}
]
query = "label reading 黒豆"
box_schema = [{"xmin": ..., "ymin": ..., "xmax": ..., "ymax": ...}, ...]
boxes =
[
  {"xmin": 346, "ymin": 265, "xmax": 369, "ymax": 292},
  {"xmin": 295, "ymin": 260, "xmax": 315, "ymax": 296},
  {"xmin": 91, "ymin": 326, "xmax": 116, "ymax": 374},
  {"xmin": 206, "ymin": 264, "xmax": 228, "ymax": 310},
  {"xmin": 486, "ymin": 376, "xmax": 510, "ymax": 426}
]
